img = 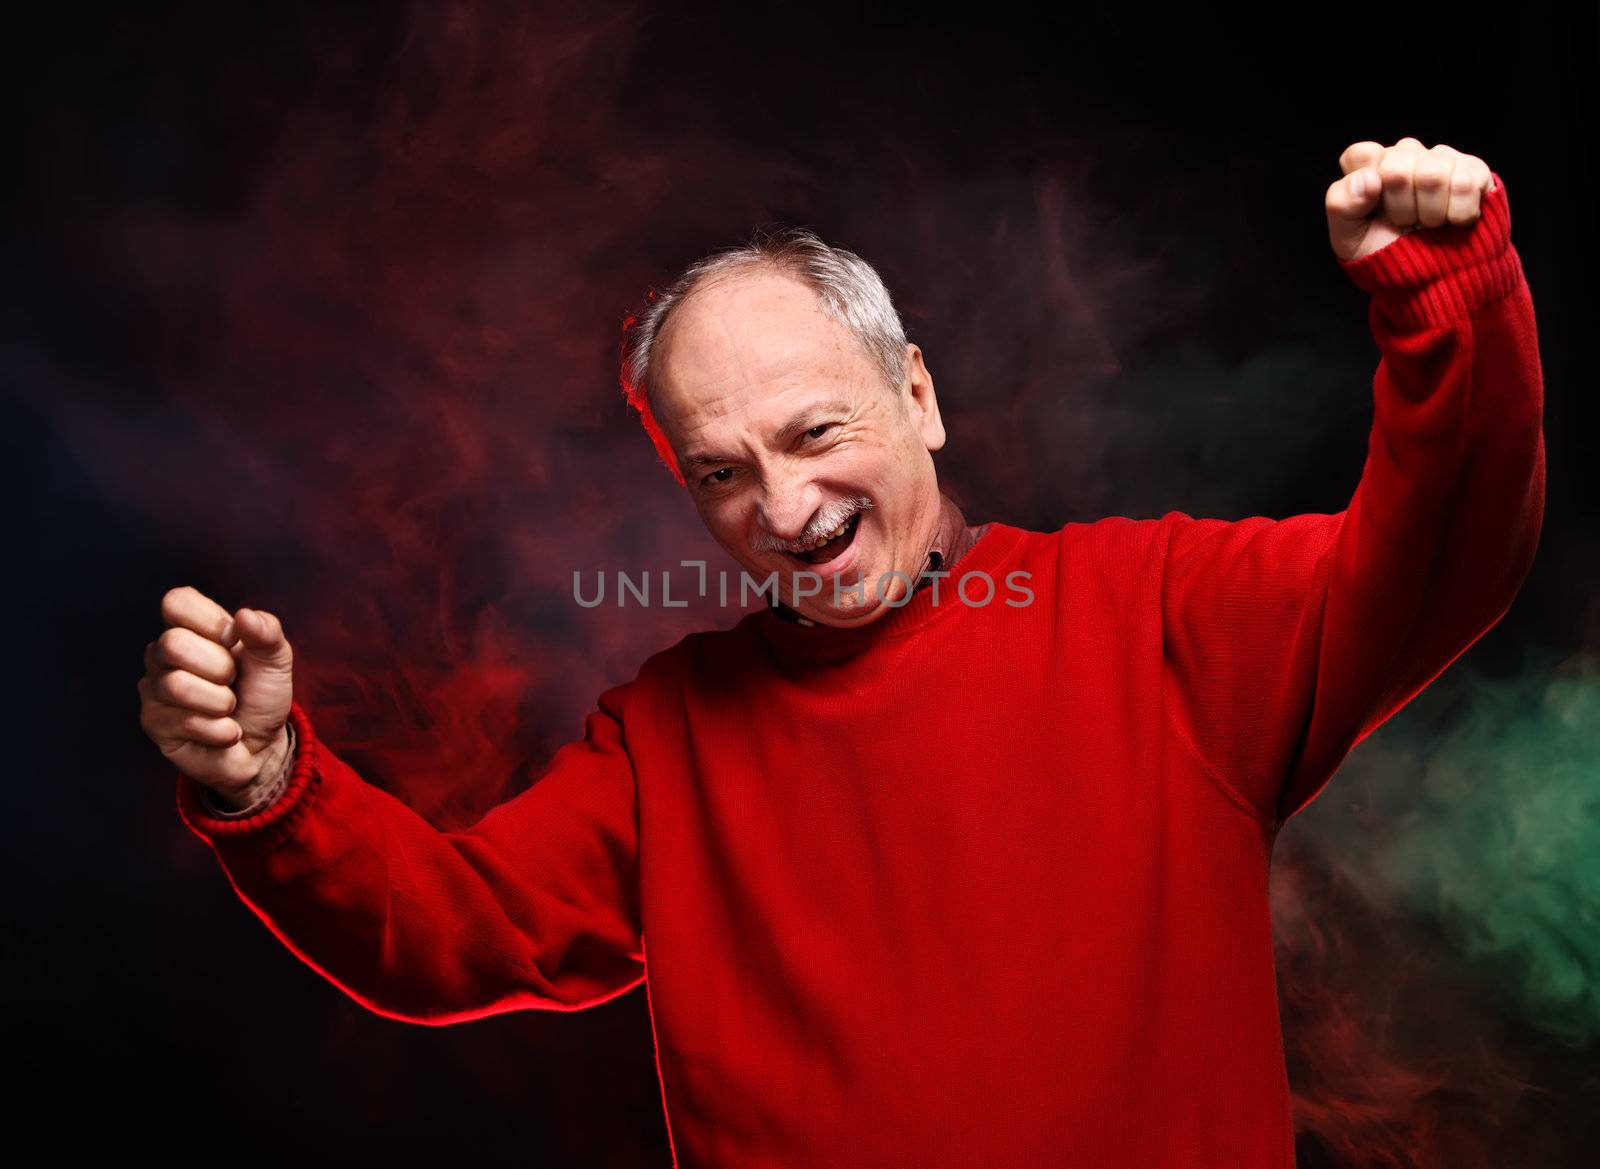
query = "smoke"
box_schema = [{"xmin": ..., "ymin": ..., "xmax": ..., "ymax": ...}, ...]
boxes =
[
  {"xmin": 1275, "ymin": 645, "xmax": 1600, "ymax": 1167},
  {"xmin": 32, "ymin": 0, "xmax": 813, "ymax": 822},
  {"xmin": 1371, "ymin": 656, "xmax": 1600, "ymax": 1046},
  {"xmin": 14, "ymin": 0, "xmax": 1592, "ymax": 1162}
]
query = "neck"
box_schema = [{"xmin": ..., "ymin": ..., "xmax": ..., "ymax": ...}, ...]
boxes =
[{"xmin": 923, "ymin": 490, "xmax": 984, "ymax": 578}]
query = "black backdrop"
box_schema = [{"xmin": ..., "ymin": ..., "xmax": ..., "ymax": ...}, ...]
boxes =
[{"xmin": 6, "ymin": 2, "xmax": 1596, "ymax": 1166}]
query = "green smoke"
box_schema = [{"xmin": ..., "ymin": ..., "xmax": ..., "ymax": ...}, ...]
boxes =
[{"xmin": 1345, "ymin": 647, "xmax": 1600, "ymax": 1047}]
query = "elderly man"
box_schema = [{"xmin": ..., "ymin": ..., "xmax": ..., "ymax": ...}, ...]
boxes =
[{"xmin": 144, "ymin": 137, "xmax": 1544, "ymax": 1168}]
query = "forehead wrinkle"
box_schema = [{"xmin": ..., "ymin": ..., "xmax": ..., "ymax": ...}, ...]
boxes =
[
  {"xmin": 666, "ymin": 274, "xmax": 871, "ymax": 472},
  {"xmin": 701, "ymin": 283, "xmax": 762, "ymax": 392},
  {"xmin": 680, "ymin": 376, "xmax": 847, "ymax": 472},
  {"xmin": 663, "ymin": 282, "xmax": 786, "ymax": 413}
]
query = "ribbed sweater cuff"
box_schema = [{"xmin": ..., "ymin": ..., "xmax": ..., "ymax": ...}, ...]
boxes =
[
  {"xmin": 176, "ymin": 700, "xmax": 322, "ymax": 851},
  {"xmin": 1337, "ymin": 170, "xmax": 1523, "ymax": 331}
]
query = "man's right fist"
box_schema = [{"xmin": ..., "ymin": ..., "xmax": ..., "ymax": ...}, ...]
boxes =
[{"xmin": 139, "ymin": 585, "xmax": 295, "ymax": 803}]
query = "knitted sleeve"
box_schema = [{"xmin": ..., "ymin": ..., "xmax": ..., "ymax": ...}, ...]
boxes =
[
  {"xmin": 175, "ymin": 690, "xmax": 646, "ymax": 1022},
  {"xmin": 1160, "ymin": 173, "xmax": 1545, "ymax": 830}
]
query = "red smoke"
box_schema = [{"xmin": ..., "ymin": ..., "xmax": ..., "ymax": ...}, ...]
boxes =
[{"xmin": 28, "ymin": 2, "xmax": 1582, "ymax": 1161}]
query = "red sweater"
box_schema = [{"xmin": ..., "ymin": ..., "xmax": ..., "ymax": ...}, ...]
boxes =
[{"xmin": 176, "ymin": 174, "xmax": 1543, "ymax": 1168}]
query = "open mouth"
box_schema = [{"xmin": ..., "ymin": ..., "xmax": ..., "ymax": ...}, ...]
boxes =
[{"xmin": 785, "ymin": 511, "xmax": 863, "ymax": 567}]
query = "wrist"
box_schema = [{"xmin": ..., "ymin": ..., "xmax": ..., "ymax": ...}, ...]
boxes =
[
  {"xmin": 1339, "ymin": 171, "xmax": 1523, "ymax": 330},
  {"xmin": 253, "ymin": 725, "xmax": 292, "ymax": 786},
  {"xmin": 207, "ymin": 724, "xmax": 294, "ymax": 814}
]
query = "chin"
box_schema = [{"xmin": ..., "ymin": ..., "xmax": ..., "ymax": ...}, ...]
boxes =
[
  {"xmin": 815, "ymin": 600, "xmax": 894, "ymax": 627},
  {"xmin": 796, "ymin": 560, "xmax": 906, "ymax": 625}
]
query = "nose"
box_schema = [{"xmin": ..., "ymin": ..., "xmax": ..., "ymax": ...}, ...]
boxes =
[{"xmin": 757, "ymin": 467, "xmax": 823, "ymax": 545}]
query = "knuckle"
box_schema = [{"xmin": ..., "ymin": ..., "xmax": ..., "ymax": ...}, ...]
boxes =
[
  {"xmin": 1414, "ymin": 164, "xmax": 1450, "ymax": 189},
  {"xmin": 187, "ymin": 713, "xmax": 229, "ymax": 741},
  {"xmin": 1338, "ymin": 142, "xmax": 1380, "ymax": 173},
  {"xmin": 155, "ymin": 670, "xmax": 183, "ymax": 703}
]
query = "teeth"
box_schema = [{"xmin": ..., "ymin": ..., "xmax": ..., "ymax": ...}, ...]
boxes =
[{"xmin": 790, "ymin": 514, "xmax": 851, "ymax": 552}]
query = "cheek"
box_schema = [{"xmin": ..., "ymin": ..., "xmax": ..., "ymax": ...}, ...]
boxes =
[
  {"xmin": 701, "ymin": 498, "xmax": 756, "ymax": 549},
  {"xmin": 698, "ymin": 500, "xmax": 737, "ymax": 535},
  {"xmin": 860, "ymin": 444, "xmax": 917, "ymax": 492},
  {"xmin": 830, "ymin": 439, "xmax": 897, "ymax": 481}
]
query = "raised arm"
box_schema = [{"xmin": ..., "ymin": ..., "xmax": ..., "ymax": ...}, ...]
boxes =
[
  {"xmin": 1161, "ymin": 156, "xmax": 1545, "ymax": 831},
  {"xmin": 176, "ymin": 690, "xmax": 646, "ymax": 1024}
]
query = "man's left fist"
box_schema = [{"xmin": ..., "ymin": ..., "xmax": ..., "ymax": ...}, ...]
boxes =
[{"xmin": 1326, "ymin": 137, "xmax": 1497, "ymax": 263}]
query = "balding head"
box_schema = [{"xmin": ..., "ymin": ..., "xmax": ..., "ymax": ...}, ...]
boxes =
[{"xmin": 620, "ymin": 227, "xmax": 910, "ymax": 486}]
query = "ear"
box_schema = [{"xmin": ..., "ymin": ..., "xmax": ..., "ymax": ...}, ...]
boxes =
[{"xmin": 901, "ymin": 343, "xmax": 946, "ymax": 452}]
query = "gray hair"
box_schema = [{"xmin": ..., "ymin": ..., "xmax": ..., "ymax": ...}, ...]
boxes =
[{"xmin": 619, "ymin": 226, "xmax": 909, "ymax": 483}]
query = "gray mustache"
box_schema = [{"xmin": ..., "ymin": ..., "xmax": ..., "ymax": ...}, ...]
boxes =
[{"xmin": 752, "ymin": 497, "xmax": 875, "ymax": 553}]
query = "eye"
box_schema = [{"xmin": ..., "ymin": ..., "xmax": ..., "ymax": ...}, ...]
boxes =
[
  {"xmin": 701, "ymin": 468, "xmax": 735, "ymax": 488},
  {"xmin": 803, "ymin": 423, "xmax": 836, "ymax": 441}
]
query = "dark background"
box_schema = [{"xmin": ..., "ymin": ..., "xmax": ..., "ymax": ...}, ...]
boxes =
[{"xmin": 6, "ymin": 2, "xmax": 1596, "ymax": 1166}]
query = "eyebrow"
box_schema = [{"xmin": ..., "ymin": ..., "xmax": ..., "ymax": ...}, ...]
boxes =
[{"xmin": 681, "ymin": 397, "xmax": 852, "ymax": 472}]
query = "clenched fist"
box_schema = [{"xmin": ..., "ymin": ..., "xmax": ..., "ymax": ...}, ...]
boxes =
[
  {"xmin": 138, "ymin": 585, "xmax": 295, "ymax": 805},
  {"xmin": 1326, "ymin": 136, "xmax": 1498, "ymax": 263}
]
